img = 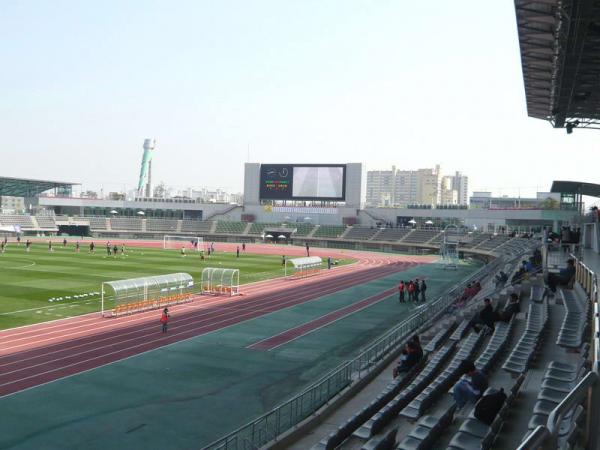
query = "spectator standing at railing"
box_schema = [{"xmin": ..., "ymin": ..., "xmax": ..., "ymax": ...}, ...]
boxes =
[{"xmin": 420, "ymin": 280, "xmax": 427, "ymax": 302}]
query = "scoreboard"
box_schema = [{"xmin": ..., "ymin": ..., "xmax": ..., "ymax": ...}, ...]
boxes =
[{"xmin": 259, "ymin": 164, "xmax": 346, "ymax": 201}]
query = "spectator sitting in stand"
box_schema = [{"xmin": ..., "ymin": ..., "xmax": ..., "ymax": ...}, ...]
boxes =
[
  {"xmin": 498, "ymin": 293, "xmax": 520, "ymax": 322},
  {"xmin": 453, "ymin": 360, "xmax": 488, "ymax": 410},
  {"xmin": 547, "ymin": 258, "xmax": 576, "ymax": 294},
  {"xmin": 469, "ymin": 298, "xmax": 496, "ymax": 334},
  {"xmin": 393, "ymin": 340, "xmax": 423, "ymax": 378}
]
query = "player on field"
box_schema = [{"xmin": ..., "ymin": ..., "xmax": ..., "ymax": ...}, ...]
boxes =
[
  {"xmin": 121, "ymin": 244, "xmax": 125, "ymax": 255},
  {"xmin": 1, "ymin": 241, "xmax": 5, "ymax": 253},
  {"xmin": 16, "ymin": 236, "xmax": 21, "ymax": 245},
  {"xmin": 181, "ymin": 246, "xmax": 186, "ymax": 257},
  {"xmin": 282, "ymin": 255, "xmax": 286, "ymax": 266},
  {"xmin": 63, "ymin": 238, "xmax": 67, "ymax": 247},
  {"xmin": 236, "ymin": 246, "xmax": 240, "ymax": 258},
  {"xmin": 75, "ymin": 241, "xmax": 80, "ymax": 252},
  {"xmin": 242, "ymin": 243, "xmax": 246, "ymax": 251},
  {"xmin": 106, "ymin": 242, "xmax": 111, "ymax": 256},
  {"xmin": 26, "ymin": 239, "xmax": 31, "ymax": 252},
  {"xmin": 48, "ymin": 241, "xmax": 53, "ymax": 252},
  {"xmin": 113, "ymin": 244, "xmax": 118, "ymax": 257},
  {"xmin": 89, "ymin": 241, "xmax": 95, "ymax": 253}
]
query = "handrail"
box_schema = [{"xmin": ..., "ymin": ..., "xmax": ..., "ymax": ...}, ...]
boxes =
[
  {"xmin": 516, "ymin": 425, "xmax": 549, "ymax": 450},
  {"xmin": 518, "ymin": 251, "xmax": 600, "ymax": 450},
  {"xmin": 545, "ymin": 372, "xmax": 599, "ymax": 447},
  {"xmin": 202, "ymin": 254, "xmax": 508, "ymax": 450}
]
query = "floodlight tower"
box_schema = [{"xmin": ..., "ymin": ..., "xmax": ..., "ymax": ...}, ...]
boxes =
[{"xmin": 137, "ymin": 139, "xmax": 156, "ymax": 198}]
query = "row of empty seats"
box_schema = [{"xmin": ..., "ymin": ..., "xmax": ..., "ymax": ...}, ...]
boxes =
[
  {"xmin": 527, "ymin": 344, "xmax": 589, "ymax": 433},
  {"xmin": 247, "ymin": 222, "xmax": 279, "ymax": 235},
  {"xmin": 215, "ymin": 221, "xmax": 246, "ymax": 234},
  {"xmin": 372, "ymin": 228, "xmax": 413, "ymax": 241},
  {"xmin": 401, "ymin": 230, "xmax": 441, "ymax": 244},
  {"xmin": 0, "ymin": 214, "xmax": 35, "ymax": 228},
  {"xmin": 502, "ymin": 300, "xmax": 549, "ymax": 374},
  {"xmin": 313, "ymin": 225, "xmax": 347, "ymax": 238},
  {"xmin": 557, "ymin": 289, "xmax": 589, "ymax": 349},
  {"xmin": 110, "ymin": 217, "xmax": 143, "ymax": 231},
  {"xmin": 146, "ymin": 218, "xmax": 178, "ymax": 232},
  {"xmin": 181, "ymin": 220, "xmax": 212, "ymax": 233},
  {"xmin": 34, "ymin": 215, "xmax": 57, "ymax": 229},
  {"xmin": 344, "ymin": 226, "xmax": 380, "ymax": 240}
]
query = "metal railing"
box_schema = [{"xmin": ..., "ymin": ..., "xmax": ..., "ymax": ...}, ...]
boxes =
[
  {"xmin": 202, "ymin": 258, "xmax": 505, "ymax": 450},
  {"xmin": 518, "ymin": 253, "xmax": 600, "ymax": 450}
]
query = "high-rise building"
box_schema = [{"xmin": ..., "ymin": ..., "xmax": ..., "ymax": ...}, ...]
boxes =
[{"xmin": 366, "ymin": 165, "xmax": 443, "ymax": 207}]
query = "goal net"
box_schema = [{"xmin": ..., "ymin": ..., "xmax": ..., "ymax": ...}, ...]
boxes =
[{"xmin": 163, "ymin": 235, "xmax": 204, "ymax": 251}]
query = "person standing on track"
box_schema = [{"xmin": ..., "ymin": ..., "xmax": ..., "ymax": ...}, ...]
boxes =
[
  {"xmin": 160, "ymin": 308, "xmax": 170, "ymax": 333},
  {"xmin": 305, "ymin": 242, "xmax": 310, "ymax": 256},
  {"xmin": 398, "ymin": 281, "xmax": 406, "ymax": 303}
]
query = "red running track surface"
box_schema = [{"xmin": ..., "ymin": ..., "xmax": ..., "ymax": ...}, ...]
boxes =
[{"xmin": 0, "ymin": 243, "xmax": 435, "ymax": 397}]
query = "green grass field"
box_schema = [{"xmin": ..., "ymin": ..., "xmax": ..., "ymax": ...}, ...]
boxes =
[{"xmin": 0, "ymin": 243, "xmax": 353, "ymax": 330}]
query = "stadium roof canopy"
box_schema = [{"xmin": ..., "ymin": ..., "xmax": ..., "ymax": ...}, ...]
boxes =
[
  {"xmin": 0, "ymin": 176, "xmax": 79, "ymax": 197},
  {"xmin": 551, "ymin": 180, "xmax": 600, "ymax": 198},
  {"xmin": 515, "ymin": 0, "xmax": 600, "ymax": 130}
]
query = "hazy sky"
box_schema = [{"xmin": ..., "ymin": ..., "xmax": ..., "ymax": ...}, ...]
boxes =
[{"xmin": 1, "ymin": 1, "xmax": 598, "ymax": 197}]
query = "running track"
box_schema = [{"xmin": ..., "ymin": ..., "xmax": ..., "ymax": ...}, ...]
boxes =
[{"xmin": 0, "ymin": 242, "xmax": 435, "ymax": 397}]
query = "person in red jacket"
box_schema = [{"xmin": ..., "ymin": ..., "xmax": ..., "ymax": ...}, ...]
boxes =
[
  {"xmin": 407, "ymin": 281, "xmax": 415, "ymax": 302},
  {"xmin": 160, "ymin": 308, "xmax": 170, "ymax": 333},
  {"xmin": 398, "ymin": 281, "xmax": 406, "ymax": 303}
]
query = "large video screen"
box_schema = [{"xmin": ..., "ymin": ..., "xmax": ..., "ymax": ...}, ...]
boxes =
[{"xmin": 260, "ymin": 164, "xmax": 346, "ymax": 200}]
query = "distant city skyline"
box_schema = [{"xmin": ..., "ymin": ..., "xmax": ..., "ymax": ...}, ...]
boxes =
[{"xmin": 1, "ymin": 1, "xmax": 599, "ymax": 204}]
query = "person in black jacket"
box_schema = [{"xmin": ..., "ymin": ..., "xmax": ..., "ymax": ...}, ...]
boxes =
[
  {"xmin": 547, "ymin": 258, "xmax": 576, "ymax": 293},
  {"xmin": 420, "ymin": 280, "xmax": 427, "ymax": 302},
  {"xmin": 470, "ymin": 298, "xmax": 496, "ymax": 333},
  {"xmin": 499, "ymin": 293, "xmax": 520, "ymax": 322},
  {"xmin": 393, "ymin": 341, "xmax": 422, "ymax": 377}
]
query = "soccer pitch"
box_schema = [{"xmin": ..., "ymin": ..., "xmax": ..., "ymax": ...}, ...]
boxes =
[{"xmin": 0, "ymin": 243, "xmax": 352, "ymax": 330}]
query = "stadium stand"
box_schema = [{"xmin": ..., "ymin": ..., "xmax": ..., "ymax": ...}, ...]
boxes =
[
  {"xmin": 215, "ymin": 221, "xmax": 246, "ymax": 234},
  {"xmin": 476, "ymin": 234, "xmax": 511, "ymax": 251},
  {"xmin": 34, "ymin": 215, "xmax": 57, "ymax": 229},
  {"xmin": 344, "ymin": 226, "xmax": 380, "ymax": 240},
  {"xmin": 247, "ymin": 222, "xmax": 280, "ymax": 235},
  {"xmin": 87, "ymin": 217, "xmax": 108, "ymax": 230},
  {"xmin": 401, "ymin": 229, "xmax": 441, "ymax": 244},
  {"xmin": 460, "ymin": 233, "xmax": 491, "ymax": 249},
  {"xmin": 371, "ymin": 227, "xmax": 412, "ymax": 242},
  {"xmin": 180, "ymin": 220, "xmax": 212, "ymax": 233},
  {"xmin": 110, "ymin": 217, "xmax": 143, "ymax": 231},
  {"xmin": 0, "ymin": 214, "xmax": 34, "ymax": 229},
  {"xmin": 145, "ymin": 218, "xmax": 178, "ymax": 232},
  {"xmin": 291, "ymin": 223, "xmax": 315, "ymax": 236},
  {"xmin": 312, "ymin": 225, "xmax": 347, "ymax": 239}
]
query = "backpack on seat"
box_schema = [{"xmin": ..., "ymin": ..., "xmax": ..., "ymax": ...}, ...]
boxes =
[{"xmin": 474, "ymin": 388, "xmax": 506, "ymax": 425}]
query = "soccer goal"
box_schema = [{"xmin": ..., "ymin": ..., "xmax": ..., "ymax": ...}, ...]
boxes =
[{"xmin": 163, "ymin": 235, "xmax": 204, "ymax": 251}]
